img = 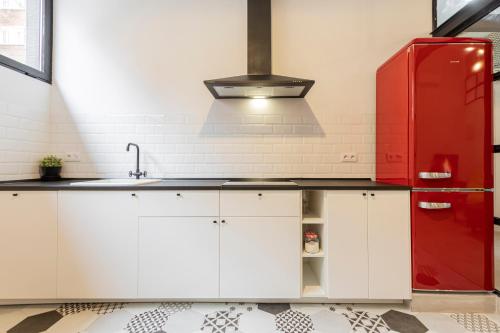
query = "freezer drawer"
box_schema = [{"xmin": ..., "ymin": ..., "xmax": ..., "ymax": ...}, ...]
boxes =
[{"xmin": 412, "ymin": 191, "xmax": 493, "ymax": 291}]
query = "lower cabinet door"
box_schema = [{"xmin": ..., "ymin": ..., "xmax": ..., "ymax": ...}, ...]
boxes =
[
  {"xmin": 138, "ymin": 217, "xmax": 220, "ymax": 298},
  {"xmin": 368, "ymin": 191, "xmax": 411, "ymax": 299},
  {"xmin": 219, "ymin": 217, "xmax": 301, "ymax": 299},
  {"xmin": 327, "ymin": 191, "xmax": 369, "ymax": 299},
  {"xmin": 0, "ymin": 192, "xmax": 57, "ymax": 299},
  {"xmin": 57, "ymin": 191, "xmax": 139, "ymax": 299}
]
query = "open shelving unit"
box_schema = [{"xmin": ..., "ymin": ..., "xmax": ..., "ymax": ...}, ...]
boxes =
[{"xmin": 301, "ymin": 190, "xmax": 328, "ymax": 298}]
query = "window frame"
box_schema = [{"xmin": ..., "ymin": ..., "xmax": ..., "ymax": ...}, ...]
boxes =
[
  {"xmin": 0, "ymin": 0, "xmax": 53, "ymax": 84},
  {"xmin": 432, "ymin": 0, "xmax": 500, "ymax": 37}
]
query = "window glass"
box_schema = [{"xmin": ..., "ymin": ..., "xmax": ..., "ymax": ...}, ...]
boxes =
[
  {"xmin": 0, "ymin": 0, "xmax": 43, "ymax": 71},
  {"xmin": 436, "ymin": 0, "xmax": 475, "ymax": 26},
  {"xmin": 459, "ymin": 6, "xmax": 500, "ymax": 74}
]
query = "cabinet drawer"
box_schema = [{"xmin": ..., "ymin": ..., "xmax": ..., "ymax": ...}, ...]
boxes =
[
  {"xmin": 220, "ymin": 191, "xmax": 300, "ymax": 217},
  {"xmin": 138, "ymin": 191, "xmax": 219, "ymax": 216}
]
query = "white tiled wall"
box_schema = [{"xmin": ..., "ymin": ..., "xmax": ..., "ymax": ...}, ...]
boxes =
[
  {"xmin": 47, "ymin": 0, "xmax": 431, "ymax": 179},
  {"xmin": 0, "ymin": 66, "xmax": 50, "ymax": 181}
]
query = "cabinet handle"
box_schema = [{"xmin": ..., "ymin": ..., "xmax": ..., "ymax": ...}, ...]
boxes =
[
  {"xmin": 213, "ymin": 220, "xmax": 218, "ymax": 224},
  {"xmin": 370, "ymin": 193, "xmax": 375, "ymax": 197},
  {"xmin": 221, "ymin": 220, "xmax": 226, "ymax": 224},
  {"xmin": 131, "ymin": 193, "xmax": 136, "ymax": 197},
  {"xmin": 258, "ymin": 193, "xmax": 262, "ymax": 197},
  {"xmin": 176, "ymin": 193, "xmax": 181, "ymax": 197},
  {"xmin": 418, "ymin": 202, "xmax": 451, "ymax": 209},
  {"xmin": 12, "ymin": 193, "xmax": 18, "ymax": 197},
  {"xmin": 362, "ymin": 193, "xmax": 367, "ymax": 197},
  {"xmin": 419, "ymin": 172, "xmax": 451, "ymax": 179}
]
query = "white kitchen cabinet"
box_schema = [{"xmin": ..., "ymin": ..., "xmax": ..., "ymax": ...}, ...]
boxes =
[
  {"xmin": 219, "ymin": 217, "xmax": 301, "ymax": 299},
  {"xmin": 138, "ymin": 217, "xmax": 219, "ymax": 298},
  {"xmin": 368, "ymin": 191, "xmax": 411, "ymax": 299},
  {"xmin": 0, "ymin": 192, "xmax": 57, "ymax": 299},
  {"xmin": 327, "ymin": 190, "xmax": 411, "ymax": 300},
  {"xmin": 327, "ymin": 191, "xmax": 369, "ymax": 299},
  {"xmin": 220, "ymin": 191, "xmax": 301, "ymax": 217},
  {"xmin": 57, "ymin": 191, "xmax": 139, "ymax": 299},
  {"xmin": 138, "ymin": 191, "xmax": 219, "ymax": 216}
]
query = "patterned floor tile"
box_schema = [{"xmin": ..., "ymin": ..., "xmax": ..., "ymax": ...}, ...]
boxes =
[
  {"xmin": 276, "ymin": 309, "xmax": 314, "ymax": 333},
  {"xmin": 381, "ymin": 310, "xmax": 428, "ymax": 333},
  {"xmin": 227, "ymin": 303, "xmax": 256, "ymax": 314},
  {"xmin": 0, "ymin": 306, "xmax": 29, "ymax": 333},
  {"xmin": 162, "ymin": 309, "xmax": 205, "ymax": 333},
  {"xmin": 310, "ymin": 309, "xmax": 351, "ymax": 333},
  {"xmin": 201, "ymin": 310, "xmax": 242, "ymax": 333},
  {"xmin": 258, "ymin": 304, "xmax": 291, "ymax": 316},
  {"xmin": 353, "ymin": 303, "xmax": 412, "ymax": 315},
  {"xmin": 343, "ymin": 310, "xmax": 394, "ymax": 333},
  {"xmin": 416, "ymin": 313, "xmax": 468, "ymax": 333},
  {"xmin": 46, "ymin": 310, "xmax": 100, "ymax": 333},
  {"xmin": 19, "ymin": 304, "xmax": 59, "ymax": 317},
  {"xmin": 157, "ymin": 302, "xmax": 191, "ymax": 316},
  {"xmin": 239, "ymin": 307, "xmax": 275, "ymax": 333},
  {"xmin": 290, "ymin": 304, "xmax": 326, "ymax": 316},
  {"xmin": 451, "ymin": 313, "xmax": 500, "ymax": 332},
  {"xmin": 7, "ymin": 310, "xmax": 62, "ymax": 333},
  {"xmin": 56, "ymin": 303, "xmax": 94, "ymax": 316},
  {"xmin": 123, "ymin": 303, "xmax": 160, "ymax": 316},
  {"xmin": 91, "ymin": 303, "xmax": 127, "ymax": 315},
  {"xmin": 192, "ymin": 303, "xmax": 231, "ymax": 315},
  {"xmin": 125, "ymin": 309, "xmax": 168, "ymax": 333},
  {"xmin": 84, "ymin": 309, "xmax": 132, "ymax": 333}
]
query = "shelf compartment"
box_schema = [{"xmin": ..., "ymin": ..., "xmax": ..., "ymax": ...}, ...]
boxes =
[
  {"xmin": 302, "ymin": 191, "xmax": 325, "ymax": 220},
  {"xmin": 302, "ymin": 250, "xmax": 324, "ymax": 258},
  {"xmin": 302, "ymin": 216, "xmax": 324, "ymax": 224},
  {"xmin": 302, "ymin": 260, "xmax": 326, "ymax": 298}
]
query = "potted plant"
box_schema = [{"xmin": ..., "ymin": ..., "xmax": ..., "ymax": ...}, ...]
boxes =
[{"xmin": 39, "ymin": 155, "xmax": 63, "ymax": 181}]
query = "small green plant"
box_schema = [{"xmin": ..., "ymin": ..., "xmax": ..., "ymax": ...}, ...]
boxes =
[{"xmin": 40, "ymin": 155, "xmax": 63, "ymax": 168}]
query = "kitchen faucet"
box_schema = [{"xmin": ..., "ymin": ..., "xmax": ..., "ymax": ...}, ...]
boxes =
[{"xmin": 126, "ymin": 143, "xmax": 147, "ymax": 179}]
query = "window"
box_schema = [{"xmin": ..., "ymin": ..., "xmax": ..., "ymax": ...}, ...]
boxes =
[
  {"xmin": 458, "ymin": 6, "xmax": 500, "ymax": 75},
  {"xmin": 436, "ymin": 0, "xmax": 475, "ymax": 26},
  {"xmin": 0, "ymin": 0, "xmax": 52, "ymax": 83}
]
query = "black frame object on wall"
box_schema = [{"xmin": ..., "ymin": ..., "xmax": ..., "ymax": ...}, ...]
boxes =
[
  {"xmin": 0, "ymin": 0, "xmax": 53, "ymax": 83},
  {"xmin": 432, "ymin": 0, "xmax": 500, "ymax": 79}
]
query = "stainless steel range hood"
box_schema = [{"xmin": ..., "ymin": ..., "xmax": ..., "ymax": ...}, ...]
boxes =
[{"xmin": 204, "ymin": 0, "xmax": 315, "ymax": 99}]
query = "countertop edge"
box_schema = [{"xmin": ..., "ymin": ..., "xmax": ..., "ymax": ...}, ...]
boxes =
[{"xmin": 0, "ymin": 178, "xmax": 411, "ymax": 191}]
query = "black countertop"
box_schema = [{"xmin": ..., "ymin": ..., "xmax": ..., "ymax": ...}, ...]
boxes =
[{"xmin": 0, "ymin": 178, "xmax": 409, "ymax": 191}]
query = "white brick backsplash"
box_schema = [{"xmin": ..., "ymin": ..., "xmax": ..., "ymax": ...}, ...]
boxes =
[{"xmin": 0, "ymin": 66, "xmax": 50, "ymax": 180}]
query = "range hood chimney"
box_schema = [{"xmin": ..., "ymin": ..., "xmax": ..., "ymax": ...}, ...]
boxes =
[{"xmin": 204, "ymin": 0, "xmax": 315, "ymax": 99}]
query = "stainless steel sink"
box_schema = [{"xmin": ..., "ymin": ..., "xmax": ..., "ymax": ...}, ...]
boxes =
[
  {"xmin": 223, "ymin": 180, "xmax": 297, "ymax": 186},
  {"xmin": 70, "ymin": 179, "xmax": 162, "ymax": 186}
]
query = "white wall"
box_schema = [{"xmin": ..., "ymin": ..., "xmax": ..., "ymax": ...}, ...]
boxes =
[
  {"xmin": 0, "ymin": 66, "xmax": 51, "ymax": 181},
  {"xmin": 50, "ymin": 0, "xmax": 431, "ymax": 178}
]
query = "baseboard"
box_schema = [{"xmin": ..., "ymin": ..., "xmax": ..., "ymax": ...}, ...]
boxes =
[{"xmin": 411, "ymin": 291, "xmax": 497, "ymax": 313}]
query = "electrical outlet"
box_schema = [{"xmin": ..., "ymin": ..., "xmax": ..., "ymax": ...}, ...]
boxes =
[
  {"xmin": 341, "ymin": 153, "xmax": 358, "ymax": 163},
  {"xmin": 63, "ymin": 152, "xmax": 81, "ymax": 162}
]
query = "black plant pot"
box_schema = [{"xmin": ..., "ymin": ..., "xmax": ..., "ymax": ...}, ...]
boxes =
[{"xmin": 39, "ymin": 166, "xmax": 62, "ymax": 181}]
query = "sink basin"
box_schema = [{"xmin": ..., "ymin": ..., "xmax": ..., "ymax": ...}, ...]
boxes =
[
  {"xmin": 223, "ymin": 180, "xmax": 297, "ymax": 186},
  {"xmin": 70, "ymin": 179, "xmax": 162, "ymax": 186}
]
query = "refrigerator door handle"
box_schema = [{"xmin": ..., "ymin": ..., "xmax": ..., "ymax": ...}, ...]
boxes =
[
  {"xmin": 418, "ymin": 201, "xmax": 452, "ymax": 209},
  {"xmin": 418, "ymin": 172, "xmax": 452, "ymax": 179}
]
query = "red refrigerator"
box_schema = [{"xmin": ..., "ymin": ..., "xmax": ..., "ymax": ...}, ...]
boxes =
[{"xmin": 376, "ymin": 38, "xmax": 494, "ymax": 291}]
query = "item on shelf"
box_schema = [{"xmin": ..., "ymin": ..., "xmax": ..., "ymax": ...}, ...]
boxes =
[{"xmin": 304, "ymin": 231, "xmax": 320, "ymax": 254}]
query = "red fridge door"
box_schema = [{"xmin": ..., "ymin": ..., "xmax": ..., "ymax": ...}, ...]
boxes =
[
  {"xmin": 412, "ymin": 191, "xmax": 493, "ymax": 291},
  {"xmin": 410, "ymin": 42, "xmax": 493, "ymax": 189}
]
